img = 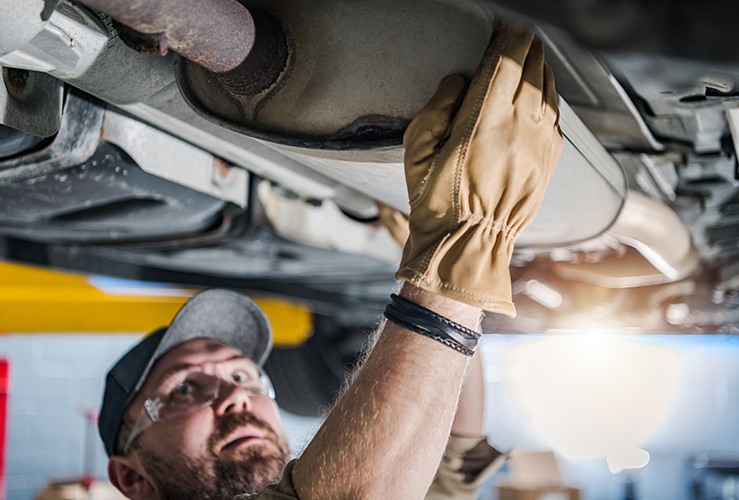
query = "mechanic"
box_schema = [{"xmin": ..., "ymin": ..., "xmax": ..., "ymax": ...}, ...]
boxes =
[{"xmin": 98, "ymin": 20, "xmax": 563, "ymax": 500}]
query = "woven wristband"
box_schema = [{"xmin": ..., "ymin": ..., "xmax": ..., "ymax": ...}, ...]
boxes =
[{"xmin": 383, "ymin": 294, "xmax": 481, "ymax": 356}]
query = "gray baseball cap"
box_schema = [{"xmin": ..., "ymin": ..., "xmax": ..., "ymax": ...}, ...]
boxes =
[{"xmin": 98, "ymin": 288, "xmax": 273, "ymax": 456}]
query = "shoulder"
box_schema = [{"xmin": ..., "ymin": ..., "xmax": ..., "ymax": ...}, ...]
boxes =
[{"xmin": 234, "ymin": 460, "xmax": 300, "ymax": 500}]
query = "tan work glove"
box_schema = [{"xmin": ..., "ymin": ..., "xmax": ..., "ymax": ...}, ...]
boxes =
[{"xmin": 396, "ymin": 20, "xmax": 563, "ymax": 316}]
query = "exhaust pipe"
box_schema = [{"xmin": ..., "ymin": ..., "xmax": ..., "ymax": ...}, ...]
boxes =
[{"xmin": 76, "ymin": 0, "xmax": 287, "ymax": 95}]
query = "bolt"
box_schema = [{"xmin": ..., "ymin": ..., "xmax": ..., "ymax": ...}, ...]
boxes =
[{"xmin": 5, "ymin": 68, "xmax": 29, "ymax": 90}]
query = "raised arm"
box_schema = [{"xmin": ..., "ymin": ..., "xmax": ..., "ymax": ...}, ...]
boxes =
[
  {"xmin": 289, "ymin": 20, "xmax": 562, "ymax": 499},
  {"xmin": 293, "ymin": 284, "xmax": 481, "ymax": 498}
]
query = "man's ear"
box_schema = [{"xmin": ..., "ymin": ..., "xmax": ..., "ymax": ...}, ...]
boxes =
[{"xmin": 108, "ymin": 456, "xmax": 156, "ymax": 499}]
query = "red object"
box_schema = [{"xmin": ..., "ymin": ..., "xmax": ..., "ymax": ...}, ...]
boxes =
[
  {"xmin": 0, "ymin": 359, "xmax": 8, "ymax": 500},
  {"xmin": 80, "ymin": 475, "xmax": 94, "ymax": 491}
]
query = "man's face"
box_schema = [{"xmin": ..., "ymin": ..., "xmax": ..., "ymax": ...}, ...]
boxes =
[{"xmin": 123, "ymin": 338, "xmax": 290, "ymax": 499}]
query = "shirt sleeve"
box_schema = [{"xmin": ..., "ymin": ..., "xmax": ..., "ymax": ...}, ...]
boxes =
[
  {"xmin": 425, "ymin": 435, "xmax": 508, "ymax": 500},
  {"xmin": 234, "ymin": 460, "xmax": 300, "ymax": 500},
  {"xmin": 235, "ymin": 437, "xmax": 507, "ymax": 500}
]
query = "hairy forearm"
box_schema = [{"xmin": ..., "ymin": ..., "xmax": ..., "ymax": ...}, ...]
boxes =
[{"xmin": 292, "ymin": 283, "xmax": 482, "ymax": 499}]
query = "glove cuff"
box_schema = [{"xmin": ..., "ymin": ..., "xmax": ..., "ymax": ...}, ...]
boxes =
[{"xmin": 395, "ymin": 220, "xmax": 517, "ymax": 316}]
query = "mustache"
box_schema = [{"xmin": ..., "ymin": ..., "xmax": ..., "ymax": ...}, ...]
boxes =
[{"xmin": 209, "ymin": 412, "xmax": 279, "ymax": 451}]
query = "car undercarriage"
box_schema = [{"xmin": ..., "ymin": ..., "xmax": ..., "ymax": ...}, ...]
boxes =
[{"xmin": 2, "ymin": 0, "xmax": 738, "ymax": 414}]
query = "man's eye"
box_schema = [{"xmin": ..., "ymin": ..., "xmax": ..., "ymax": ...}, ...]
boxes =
[
  {"xmin": 231, "ymin": 371, "xmax": 251, "ymax": 384},
  {"xmin": 171, "ymin": 382, "xmax": 194, "ymax": 398}
]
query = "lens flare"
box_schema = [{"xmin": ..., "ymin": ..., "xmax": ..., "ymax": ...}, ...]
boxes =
[{"xmin": 505, "ymin": 334, "xmax": 683, "ymax": 473}]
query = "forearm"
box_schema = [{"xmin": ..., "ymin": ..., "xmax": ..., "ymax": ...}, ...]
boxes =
[{"xmin": 292, "ymin": 283, "xmax": 482, "ymax": 499}]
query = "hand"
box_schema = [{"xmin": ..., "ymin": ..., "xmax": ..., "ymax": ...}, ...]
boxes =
[{"xmin": 396, "ymin": 20, "xmax": 563, "ymax": 316}]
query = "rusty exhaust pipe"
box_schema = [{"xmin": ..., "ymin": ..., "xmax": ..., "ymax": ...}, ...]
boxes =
[{"xmin": 77, "ymin": 0, "xmax": 288, "ymax": 95}]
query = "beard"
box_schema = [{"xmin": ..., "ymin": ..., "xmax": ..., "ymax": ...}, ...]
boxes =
[{"xmin": 136, "ymin": 412, "xmax": 291, "ymax": 499}]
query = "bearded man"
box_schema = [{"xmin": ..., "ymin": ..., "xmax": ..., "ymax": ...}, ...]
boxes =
[{"xmin": 99, "ymin": 19, "xmax": 562, "ymax": 499}]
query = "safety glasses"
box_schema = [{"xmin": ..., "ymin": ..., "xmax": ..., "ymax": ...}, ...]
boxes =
[{"xmin": 122, "ymin": 358, "xmax": 275, "ymax": 454}]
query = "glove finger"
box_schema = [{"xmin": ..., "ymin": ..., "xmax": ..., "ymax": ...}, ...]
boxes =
[
  {"xmin": 515, "ymin": 34, "xmax": 546, "ymax": 117},
  {"xmin": 542, "ymin": 62, "xmax": 560, "ymax": 123},
  {"xmin": 403, "ymin": 74, "xmax": 467, "ymax": 167},
  {"xmin": 449, "ymin": 21, "xmax": 534, "ymax": 143},
  {"xmin": 475, "ymin": 20, "xmax": 534, "ymax": 105}
]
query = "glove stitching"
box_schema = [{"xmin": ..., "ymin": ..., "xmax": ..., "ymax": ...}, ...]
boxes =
[
  {"xmin": 401, "ymin": 268, "xmax": 514, "ymax": 306},
  {"xmin": 459, "ymin": 213, "xmax": 517, "ymax": 239},
  {"xmin": 418, "ymin": 237, "xmax": 443, "ymax": 275},
  {"xmin": 409, "ymin": 152, "xmax": 444, "ymax": 209},
  {"xmin": 409, "ymin": 214, "xmax": 515, "ymax": 286},
  {"xmin": 410, "ymin": 22, "xmax": 512, "ymax": 277},
  {"xmin": 451, "ymin": 22, "xmax": 510, "ymax": 233},
  {"xmin": 422, "ymin": 278, "xmax": 514, "ymax": 306}
]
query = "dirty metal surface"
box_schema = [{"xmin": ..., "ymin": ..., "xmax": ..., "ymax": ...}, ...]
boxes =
[
  {"xmin": 0, "ymin": 141, "xmax": 227, "ymax": 243},
  {"xmin": 176, "ymin": 0, "xmax": 493, "ymax": 149},
  {"xmin": 75, "ymin": 0, "xmax": 256, "ymax": 74}
]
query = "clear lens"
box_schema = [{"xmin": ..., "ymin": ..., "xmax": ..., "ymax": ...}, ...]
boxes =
[
  {"xmin": 159, "ymin": 373, "xmax": 221, "ymax": 418},
  {"xmin": 121, "ymin": 361, "xmax": 275, "ymax": 454}
]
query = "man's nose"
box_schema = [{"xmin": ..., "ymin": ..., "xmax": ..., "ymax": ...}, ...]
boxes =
[{"xmin": 213, "ymin": 380, "xmax": 253, "ymax": 415}]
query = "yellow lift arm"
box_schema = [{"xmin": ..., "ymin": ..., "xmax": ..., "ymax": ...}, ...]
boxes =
[{"xmin": 0, "ymin": 260, "xmax": 311, "ymax": 346}]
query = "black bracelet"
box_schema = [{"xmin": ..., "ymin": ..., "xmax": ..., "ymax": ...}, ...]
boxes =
[{"xmin": 383, "ymin": 294, "xmax": 481, "ymax": 356}]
